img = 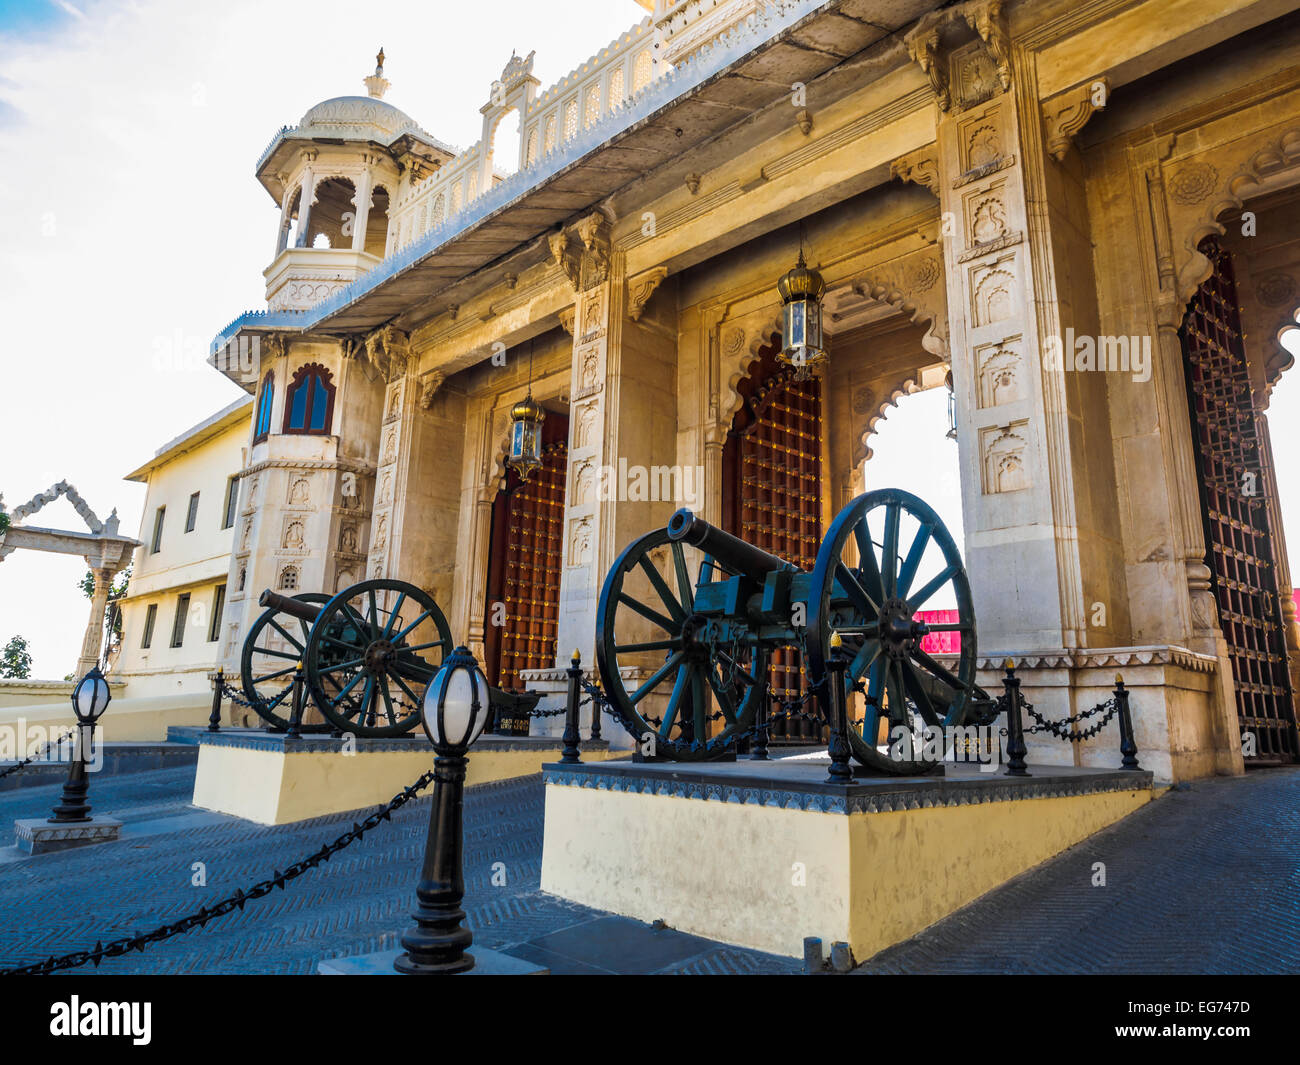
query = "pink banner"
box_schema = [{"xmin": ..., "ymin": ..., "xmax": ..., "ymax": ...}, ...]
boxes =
[{"xmin": 916, "ymin": 609, "xmax": 961, "ymax": 654}]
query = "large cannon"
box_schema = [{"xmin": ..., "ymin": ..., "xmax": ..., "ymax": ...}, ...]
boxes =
[{"xmin": 595, "ymin": 488, "xmax": 985, "ymax": 773}]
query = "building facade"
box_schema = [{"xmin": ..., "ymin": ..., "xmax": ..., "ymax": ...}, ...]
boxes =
[
  {"xmin": 115, "ymin": 398, "xmax": 251, "ymax": 697},
  {"xmin": 196, "ymin": 0, "xmax": 1300, "ymax": 780}
]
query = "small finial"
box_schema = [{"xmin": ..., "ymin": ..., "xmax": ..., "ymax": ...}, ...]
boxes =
[
  {"xmin": 830, "ymin": 630, "xmax": 842, "ymax": 650},
  {"xmin": 364, "ymin": 48, "xmax": 391, "ymax": 99},
  {"xmin": 1003, "ymin": 657, "xmax": 1015, "ymax": 671},
  {"xmin": 1114, "ymin": 672, "xmax": 1124, "ymax": 685},
  {"xmin": 571, "ymin": 647, "xmax": 581, "ymax": 663}
]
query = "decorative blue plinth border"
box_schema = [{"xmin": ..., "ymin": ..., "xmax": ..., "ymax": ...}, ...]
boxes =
[
  {"xmin": 193, "ymin": 727, "xmax": 607, "ymax": 757},
  {"xmin": 542, "ymin": 761, "xmax": 1154, "ymax": 816}
]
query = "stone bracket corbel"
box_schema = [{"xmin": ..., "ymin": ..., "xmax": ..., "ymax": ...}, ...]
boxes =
[
  {"xmin": 890, "ymin": 144, "xmax": 942, "ymax": 197},
  {"xmin": 904, "ymin": 25, "xmax": 950, "ymax": 112},
  {"xmin": 963, "ymin": 0, "xmax": 1010, "ymax": 92},
  {"xmin": 1041, "ymin": 77, "xmax": 1110, "ymax": 162},
  {"xmin": 628, "ymin": 267, "xmax": 668, "ymax": 322},
  {"xmin": 418, "ymin": 370, "xmax": 446, "ymax": 410}
]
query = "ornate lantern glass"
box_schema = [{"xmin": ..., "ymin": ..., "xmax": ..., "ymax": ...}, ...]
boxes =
[
  {"xmin": 777, "ymin": 252, "xmax": 827, "ymax": 375},
  {"xmin": 944, "ymin": 368, "xmax": 958, "ymax": 440},
  {"xmin": 507, "ymin": 395, "xmax": 546, "ymax": 481},
  {"xmin": 420, "ymin": 646, "xmax": 491, "ymax": 753},
  {"xmin": 71, "ymin": 665, "xmax": 112, "ymax": 725}
]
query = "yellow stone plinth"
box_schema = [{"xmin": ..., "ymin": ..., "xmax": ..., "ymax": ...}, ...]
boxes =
[
  {"xmin": 541, "ymin": 758, "xmax": 1157, "ymax": 962},
  {"xmin": 193, "ymin": 731, "xmax": 617, "ymax": 825}
]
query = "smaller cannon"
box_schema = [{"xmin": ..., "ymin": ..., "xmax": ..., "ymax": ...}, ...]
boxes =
[
  {"xmin": 596, "ymin": 488, "xmax": 984, "ymax": 772},
  {"xmin": 241, "ymin": 576, "xmax": 542, "ymax": 738},
  {"xmin": 242, "ymin": 578, "xmax": 454, "ymax": 737}
]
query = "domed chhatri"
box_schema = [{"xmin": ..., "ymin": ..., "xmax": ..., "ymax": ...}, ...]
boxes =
[{"xmin": 255, "ymin": 50, "xmax": 456, "ymax": 309}]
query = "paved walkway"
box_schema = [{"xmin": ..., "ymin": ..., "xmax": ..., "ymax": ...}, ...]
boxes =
[
  {"xmin": 0, "ymin": 762, "xmax": 1295, "ymax": 974},
  {"xmin": 857, "ymin": 767, "xmax": 1300, "ymax": 974}
]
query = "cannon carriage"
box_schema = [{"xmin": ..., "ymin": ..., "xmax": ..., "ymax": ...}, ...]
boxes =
[
  {"xmin": 595, "ymin": 488, "xmax": 991, "ymax": 773},
  {"xmin": 239, "ymin": 577, "xmax": 537, "ymax": 738}
]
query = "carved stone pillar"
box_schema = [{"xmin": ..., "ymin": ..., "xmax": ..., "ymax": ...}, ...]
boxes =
[
  {"xmin": 76, "ymin": 565, "xmax": 114, "ymax": 676},
  {"xmin": 294, "ymin": 159, "xmax": 318, "ymax": 248},
  {"xmin": 351, "ymin": 164, "xmax": 375, "ymax": 253}
]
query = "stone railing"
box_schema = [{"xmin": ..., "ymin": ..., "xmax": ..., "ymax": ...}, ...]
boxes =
[{"xmin": 215, "ymin": 0, "xmax": 825, "ymax": 346}]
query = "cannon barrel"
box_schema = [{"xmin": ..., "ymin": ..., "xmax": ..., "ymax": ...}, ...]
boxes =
[
  {"xmin": 666, "ymin": 509, "xmax": 793, "ymax": 579},
  {"xmin": 258, "ymin": 589, "xmax": 324, "ymax": 623}
]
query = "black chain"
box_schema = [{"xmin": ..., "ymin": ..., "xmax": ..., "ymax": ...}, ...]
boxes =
[
  {"xmin": 0, "ymin": 733, "xmax": 74, "ymax": 781},
  {"xmin": 0, "ymin": 767, "xmax": 438, "ymax": 976},
  {"xmin": 1022, "ymin": 697, "xmax": 1118, "ymax": 742}
]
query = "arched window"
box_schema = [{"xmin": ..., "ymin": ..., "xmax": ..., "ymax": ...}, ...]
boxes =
[
  {"xmin": 563, "ymin": 101, "xmax": 578, "ymax": 141},
  {"xmin": 525, "ymin": 128, "xmax": 538, "ymax": 166},
  {"xmin": 253, "ymin": 371, "xmax": 274, "ymax": 443},
  {"xmin": 431, "ymin": 192, "xmax": 446, "ymax": 225},
  {"xmin": 282, "ymin": 363, "xmax": 336, "ymax": 435},
  {"xmin": 544, "ymin": 114, "xmax": 557, "ymax": 153},
  {"xmin": 609, "ymin": 67, "xmax": 625, "ymax": 108},
  {"xmin": 584, "ymin": 84, "xmax": 601, "ymax": 127}
]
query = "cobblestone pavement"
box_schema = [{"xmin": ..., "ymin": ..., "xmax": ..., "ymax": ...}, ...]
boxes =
[
  {"xmin": 857, "ymin": 767, "xmax": 1300, "ymax": 974},
  {"xmin": 0, "ymin": 763, "xmax": 1295, "ymax": 974},
  {"xmin": 0, "ymin": 765, "xmax": 800, "ymax": 975}
]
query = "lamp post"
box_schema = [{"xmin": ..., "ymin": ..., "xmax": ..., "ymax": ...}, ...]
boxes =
[
  {"xmin": 49, "ymin": 665, "xmax": 112, "ymax": 824},
  {"xmin": 394, "ymin": 645, "xmax": 491, "ymax": 975}
]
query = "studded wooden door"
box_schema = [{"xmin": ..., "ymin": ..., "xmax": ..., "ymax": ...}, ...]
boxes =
[
  {"xmin": 1181, "ymin": 236, "xmax": 1298, "ymax": 765},
  {"xmin": 484, "ymin": 415, "xmax": 569, "ymax": 695},
  {"xmin": 723, "ymin": 341, "xmax": 823, "ymax": 741}
]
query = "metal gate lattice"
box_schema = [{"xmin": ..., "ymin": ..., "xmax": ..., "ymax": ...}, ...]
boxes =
[
  {"xmin": 494, "ymin": 440, "xmax": 566, "ymax": 691},
  {"xmin": 724, "ymin": 343, "xmax": 823, "ymax": 741},
  {"xmin": 1181, "ymin": 236, "xmax": 1298, "ymax": 764}
]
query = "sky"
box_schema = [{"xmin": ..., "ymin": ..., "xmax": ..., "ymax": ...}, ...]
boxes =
[{"xmin": 1, "ymin": 0, "xmax": 1298, "ymax": 678}]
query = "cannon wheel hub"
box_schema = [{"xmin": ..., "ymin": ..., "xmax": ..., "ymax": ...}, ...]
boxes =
[
  {"xmin": 364, "ymin": 638, "xmax": 396, "ymax": 672},
  {"xmin": 879, "ymin": 597, "xmax": 927, "ymax": 660}
]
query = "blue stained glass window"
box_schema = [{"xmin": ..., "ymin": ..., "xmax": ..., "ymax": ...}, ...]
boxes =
[
  {"xmin": 289, "ymin": 380, "xmax": 309, "ymax": 428},
  {"xmin": 282, "ymin": 364, "xmax": 335, "ymax": 435},
  {"xmin": 310, "ymin": 377, "xmax": 328, "ymax": 431},
  {"xmin": 254, "ymin": 374, "xmax": 274, "ymax": 440}
]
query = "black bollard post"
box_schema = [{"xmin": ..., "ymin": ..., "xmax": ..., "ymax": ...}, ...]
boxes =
[
  {"xmin": 825, "ymin": 632, "xmax": 854, "ymax": 784},
  {"xmin": 750, "ymin": 695, "xmax": 770, "ymax": 761},
  {"xmin": 1002, "ymin": 658, "xmax": 1030, "ymax": 777},
  {"xmin": 1115, "ymin": 673, "xmax": 1141, "ymax": 770},
  {"xmin": 561, "ymin": 649, "xmax": 583, "ymax": 764},
  {"xmin": 286, "ymin": 663, "xmax": 305, "ymax": 740},
  {"xmin": 208, "ymin": 669, "xmax": 224, "ymax": 733},
  {"xmin": 588, "ymin": 673, "xmax": 602, "ymax": 742}
]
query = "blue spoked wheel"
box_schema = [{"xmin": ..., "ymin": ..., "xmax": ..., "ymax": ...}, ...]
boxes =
[
  {"xmin": 304, "ymin": 578, "xmax": 454, "ymax": 738},
  {"xmin": 807, "ymin": 489, "xmax": 978, "ymax": 774},
  {"xmin": 595, "ymin": 527, "xmax": 770, "ymax": 760}
]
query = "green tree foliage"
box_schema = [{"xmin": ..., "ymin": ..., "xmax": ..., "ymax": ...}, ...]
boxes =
[
  {"xmin": 80, "ymin": 567, "xmax": 131, "ymax": 654},
  {"xmin": 1, "ymin": 635, "xmax": 33, "ymax": 679}
]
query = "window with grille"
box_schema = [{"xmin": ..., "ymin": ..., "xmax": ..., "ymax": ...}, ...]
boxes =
[
  {"xmin": 208, "ymin": 584, "xmax": 226, "ymax": 642},
  {"xmin": 170, "ymin": 594, "xmax": 190, "ymax": 648},
  {"xmin": 1181, "ymin": 236, "xmax": 1298, "ymax": 764},
  {"xmin": 150, "ymin": 507, "xmax": 165, "ymax": 554},
  {"xmin": 222, "ymin": 477, "xmax": 239, "ymax": 530},
  {"xmin": 723, "ymin": 340, "xmax": 823, "ymax": 741}
]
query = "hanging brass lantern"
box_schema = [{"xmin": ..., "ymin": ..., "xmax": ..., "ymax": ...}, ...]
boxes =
[
  {"xmin": 507, "ymin": 394, "xmax": 546, "ymax": 481},
  {"xmin": 777, "ymin": 251, "xmax": 828, "ymax": 376},
  {"xmin": 944, "ymin": 368, "xmax": 958, "ymax": 440}
]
